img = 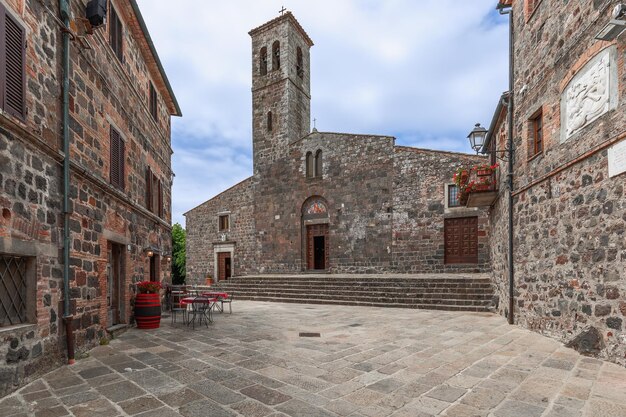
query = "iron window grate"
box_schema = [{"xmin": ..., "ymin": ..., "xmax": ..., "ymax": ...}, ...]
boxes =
[{"xmin": 0, "ymin": 256, "xmax": 27, "ymax": 327}]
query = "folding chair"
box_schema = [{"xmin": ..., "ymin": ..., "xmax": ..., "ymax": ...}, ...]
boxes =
[{"xmin": 220, "ymin": 294, "xmax": 233, "ymax": 314}]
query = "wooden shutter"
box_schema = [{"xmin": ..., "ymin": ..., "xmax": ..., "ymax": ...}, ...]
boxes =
[
  {"xmin": 109, "ymin": 4, "xmax": 123, "ymax": 62},
  {"xmin": 109, "ymin": 126, "xmax": 124, "ymax": 190},
  {"xmin": 119, "ymin": 138, "xmax": 125, "ymax": 189},
  {"xmin": 145, "ymin": 167, "xmax": 152, "ymax": 211},
  {"xmin": 157, "ymin": 179, "xmax": 163, "ymax": 218},
  {"xmin": 110, "ymin": 127, "xmax": 120, "ymax": 187},
  {"xmin": 149, "ymin": 82, "xmax": 157, "ymax": 120},
  {"xmin": 0, "ymin": 5, "xmax": 26, "ymax": 120}
]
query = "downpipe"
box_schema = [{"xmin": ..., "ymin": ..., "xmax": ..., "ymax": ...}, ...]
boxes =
[
  {"xmin": 499, "ymin": 4, "xmax": 515, "ymax": 325},
  {"xmin": 60, "ymin": 0, "xmax": 75, "ymax": 364}
]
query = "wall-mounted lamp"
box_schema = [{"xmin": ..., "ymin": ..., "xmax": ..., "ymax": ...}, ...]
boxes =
[
  {"xmin": 145, "ymin": 248, "xmax": 154, "ymax": 258},
  {"xmin": 595, "ymin": 4, "xmax": 626, "ymax": 41},
  {"xmin": 468, "ymin": 122, "xmax": 512, "ymax": 162}
]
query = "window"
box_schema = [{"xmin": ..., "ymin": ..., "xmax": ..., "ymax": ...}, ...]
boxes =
[
  {"xmin": 0, "ymin": 255, "xmax": 29, "ymax": 327},
  {"xmin": 272, "ymin": 41, "xmax": 280, "ymax": 71},
  {"xmin": 305, "ymin": 152, "xmax": 313, "ymax": 178},
  {"xmin": 109, "ymin": 2, "xmax": 123, "ymax": 62},
  {"xmin": 296, "ymin": 47, "xmax": 303, "ymax": 79},
  {"xmin": 0, "ymin": 3, "xmax": 26, "ymax": 120},
  {"xmin": 447, "ymin": 184, "xmax": 461, "ymax": 208},
  {"xmin": 219, "ymin": 214, "xmax": 230, "ymax": 231},
  {"xmin": 149, "ymin": 82, "xmax": 158, "ymax": 121},
  {"xmin": 314, "ymin": 150, "xmax": 322, "ymax": 178},
  {"xmin": 110, "ymin": 126, "xmax": 125, "ymax": 190},
  {"xmin": 145, "ymin": 167, "xmax": 163, "ymax": 218},
  {"xmin": 260, "ymin": 47, "xmax": 268, "ymax": 75},
  {"xmin": 529, "ymin": 110, "xmax": 543, "ymax": 158},
  {"xmin": 267, "ymin": 111, "xmax": 273, "ymax": 132}
]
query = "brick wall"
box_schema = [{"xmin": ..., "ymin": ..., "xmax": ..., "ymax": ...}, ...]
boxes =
[
  {"xmin": 0, "ymin": 0, "xmax": 176, "ymax": 394},
  {"xmin": 488, "ymin": 0, "xmax": 626, "ymax": 365}
]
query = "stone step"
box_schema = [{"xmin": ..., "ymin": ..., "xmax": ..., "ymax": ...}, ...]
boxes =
[
  {"xmin": 224, "ymin": 291, "xmax": 492, "ymax": 305},
  {"xmin": 229, "ymin": 296, "xmax": 494, "ymax": 312},
  {"xmin": 214, "ymin": 288, "xmax": 493, "ymax": 300},
  {"xmin": 214, "ymin": 283, "xmax": 493, "ymax": 292},
  {"xmin": 209, "ymin": 274, "xmax": 495, "ymax": 313}
]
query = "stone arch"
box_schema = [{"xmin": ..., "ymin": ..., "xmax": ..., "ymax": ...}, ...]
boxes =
[
  {"xmin": 272, "ymin": 40, "xmax": 280, "ymax": 71},
  {"xmin": 305, "ymin": 151, "xmax": 313, "ymax": 177},
  {"xmin": 314, "ymin": 149, "xmax": 322, "ymax": 177},
  {"xmin": 260, "ymin": 46, "xmax": 268, "ymax": 75}
]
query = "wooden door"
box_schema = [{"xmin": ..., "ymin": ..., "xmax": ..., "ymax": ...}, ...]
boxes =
[
  {"xmin": 217, "ymin": 252, "xmax": 231, "ymax": 281},
  {"xmin": 307, "ymin": 224, "xmax": 329, "ymax": 270},
  {"xmin": 108, "ymin": 243, "xmax": 122, "ymax": 325},
  {"xmin": 444, "ymin": 217, "xmax": 478, "ymax": 264}
]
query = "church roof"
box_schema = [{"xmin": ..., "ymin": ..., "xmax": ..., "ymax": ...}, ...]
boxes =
[{"xmin": 249, "ymin": 12, "xmax": 314, "ymax": 47}]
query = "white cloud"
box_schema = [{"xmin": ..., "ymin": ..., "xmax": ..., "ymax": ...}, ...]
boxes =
[{"xmin": 137, "ymin": 0, "xmax": 509, "ymax": 226}]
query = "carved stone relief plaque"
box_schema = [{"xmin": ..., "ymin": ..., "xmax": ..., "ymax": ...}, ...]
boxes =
[{"xmin": 561, "ymin": 47, "xmax": 618, "ymax": 142}]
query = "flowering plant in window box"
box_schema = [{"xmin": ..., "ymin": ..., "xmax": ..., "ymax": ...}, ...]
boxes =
[
  {"xmin": 473, "ymin": 163, "xmax": 499, "ymax": 177},
  {"xmin": 136, "ymin": 281, "xmax": 162, "ymax": 294},
  {"xmin": 453, "ymin": 167, "xmax": 470, "ymax": 188}
]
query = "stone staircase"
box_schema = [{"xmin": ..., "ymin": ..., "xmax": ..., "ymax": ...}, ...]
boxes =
[{"xmin": 211, "ymin": 274, "xmax": 495, "ymax": 312}]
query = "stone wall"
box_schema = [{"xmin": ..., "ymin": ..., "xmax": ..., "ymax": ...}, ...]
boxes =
[
  {"xmin": 487, "ymin": 0, "xmax": 626, "ymax": 365},
  {"xmin": 0, "ymin": 0, "xmax": 176, "ymax": 394},
  {"xmin": 253, "ymin": 132, "xmax": 396, "ymax": 273},
  {"xmin": 392, "ymin": 147, "xmax": 490, "ymax": 273},
  {"xmin": 185, "ymin": 178, "xmax": 255, "ymax": 284}
]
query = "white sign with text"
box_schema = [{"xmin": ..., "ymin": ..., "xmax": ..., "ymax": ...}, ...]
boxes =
[{"xmin": 608, "ymin": 139, "xmax": 626, "ymax": 178}]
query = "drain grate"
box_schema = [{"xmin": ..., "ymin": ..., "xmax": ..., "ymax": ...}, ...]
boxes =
[{"xmin": 299, "ymin": 332, "xmax": 321, "ymax": 337}]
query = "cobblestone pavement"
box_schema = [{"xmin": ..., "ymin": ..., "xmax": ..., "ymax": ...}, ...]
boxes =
[{"xmin": 2, "ymin": 301, "xmax": 626, "ymax": 417}]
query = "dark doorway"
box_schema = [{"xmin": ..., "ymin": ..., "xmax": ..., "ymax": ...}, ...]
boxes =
[
  {"xmin": 217, "ymin": 252, "xmax": 232, "ymax": 281},
  {"xmin": 444, "ymin": 217, "xmax": 478, "ymax": 264},
  {"xmin": 307, "ymin": 224, "xmax": 329, "ymax": 270},
  {"xmin": 108, "ymin": 243, "xmax": 123, "ymax": 325},
  {"xmin": 313, "ymin": 236, "xmax": 325, "ymax": 270},
  {"xmin": 149, "ymin": 254, "xmax": 159, "ymax": 282}
]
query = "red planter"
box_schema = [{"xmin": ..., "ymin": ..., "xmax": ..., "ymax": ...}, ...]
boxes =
[
  {"xmin": 476, "ymin": 169, "xmax": 492, "ymax": 177},
  {"xmin": 134, "ymin": 293, "xmax": 161, "ymax": 329}
]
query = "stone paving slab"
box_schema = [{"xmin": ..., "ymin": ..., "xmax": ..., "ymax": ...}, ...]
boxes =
[{"xmin": 1, "ymin": 301, "xmax": 626, "ymax": 416}]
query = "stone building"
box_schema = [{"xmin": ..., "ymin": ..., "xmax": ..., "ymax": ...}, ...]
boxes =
[
  {"xmin": 0, "ymin": 0, "xmax": 180, "ymax": 395},
  {"xmin": 483, "ymin": 0, "xmax": 626, "ymax": 365},
  {"xmin": 185, "ymin": 13, "xmax": 490, "ymax": 282}
]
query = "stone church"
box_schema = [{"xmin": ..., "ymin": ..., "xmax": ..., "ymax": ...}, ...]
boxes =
[{"xmin": 185, "ymin": 12, "xmax": 490, "ymax": 282}]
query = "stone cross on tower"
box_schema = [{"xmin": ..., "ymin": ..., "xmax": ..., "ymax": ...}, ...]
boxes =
[{"xmin": 279, "ymin": 6, "xmax": 287, "ymax": 15}]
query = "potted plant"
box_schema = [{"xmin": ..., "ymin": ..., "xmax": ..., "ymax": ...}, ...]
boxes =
[
  {"xmin": 134, "ymin": 281, "xmax": 162, "ymax": 329},
  {"xmin": 474, "ymin": 162, "xmax": 499, "ymax": 177}
]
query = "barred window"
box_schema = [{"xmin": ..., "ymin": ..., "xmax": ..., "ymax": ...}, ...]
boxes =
[{"xmin": 0, "ymin": 256, "xmax": 28, "ymax": 327}]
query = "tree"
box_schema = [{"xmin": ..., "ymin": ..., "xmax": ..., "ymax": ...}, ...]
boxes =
[{"xmin": 171, "ymin": 223, "xmax": 186, "ymax": 284}]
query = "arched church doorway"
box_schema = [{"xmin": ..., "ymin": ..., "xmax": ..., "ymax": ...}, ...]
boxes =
[{"xmin": 302, "ymin": 196, "xmax": 329, "ymax": 271}]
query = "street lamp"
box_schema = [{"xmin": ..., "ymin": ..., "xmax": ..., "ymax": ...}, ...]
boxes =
[{"xmin": 467, "ymin": 123, "xmax": 488, "ymax": 153}]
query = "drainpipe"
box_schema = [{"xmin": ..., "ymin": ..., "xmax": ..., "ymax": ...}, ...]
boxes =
[
  {"xmin": 60, "ymin": 0, "xmax": 75, "ymax": 364},
  {"xmin": 498, "ymin": 3, "xmax": 515, "ymax": 325}
]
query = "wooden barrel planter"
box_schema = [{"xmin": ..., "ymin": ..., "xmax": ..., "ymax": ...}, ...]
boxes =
[{"xmin": 134, "ymin": 293, "xmax": 162, "ymax": 329}]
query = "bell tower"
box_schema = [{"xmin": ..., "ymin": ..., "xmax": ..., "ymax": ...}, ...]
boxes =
[{"xmin": 249, "ymin": 12, "xmax": 313, "ymax": 175}]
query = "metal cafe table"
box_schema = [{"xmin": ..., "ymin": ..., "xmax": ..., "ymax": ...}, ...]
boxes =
[
  {"xmin": 200, "ymin": 291, "xmax": 230, "ymax": 313},
  {"xmin": 180, "ymin": 296, "xmax": 217, "ymax": 328}
]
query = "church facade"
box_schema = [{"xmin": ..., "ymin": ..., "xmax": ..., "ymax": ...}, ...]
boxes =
[{"xmin": 185, "ymin": 13, "xmax": 490, "ymax": 282}]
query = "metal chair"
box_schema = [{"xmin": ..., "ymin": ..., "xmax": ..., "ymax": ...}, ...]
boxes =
[
  {"xmin": 220, "ymin": 294, "xmax": 233, "ymax": 314},
  {"xmin": 188, "ymin": 296, "xmax": 212, "ymax": 329},
  {"xmin": 170, "ymin": 285, "xmax": 188, "ymax": 324}
]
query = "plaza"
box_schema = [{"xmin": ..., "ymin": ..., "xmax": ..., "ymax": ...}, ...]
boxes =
[{"xmin": 1, "ymin": 301, "xmax": 625, "ymax": 417}]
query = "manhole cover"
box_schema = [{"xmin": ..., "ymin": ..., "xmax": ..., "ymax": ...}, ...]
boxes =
[{"xmin": 299, "ymin": 332, "xmax": 321, "ymax": 337}]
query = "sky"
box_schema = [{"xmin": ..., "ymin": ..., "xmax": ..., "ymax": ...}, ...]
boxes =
[{"xmin": 136, "ymin": 0, "xmax": 510, "ymax": 227}]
